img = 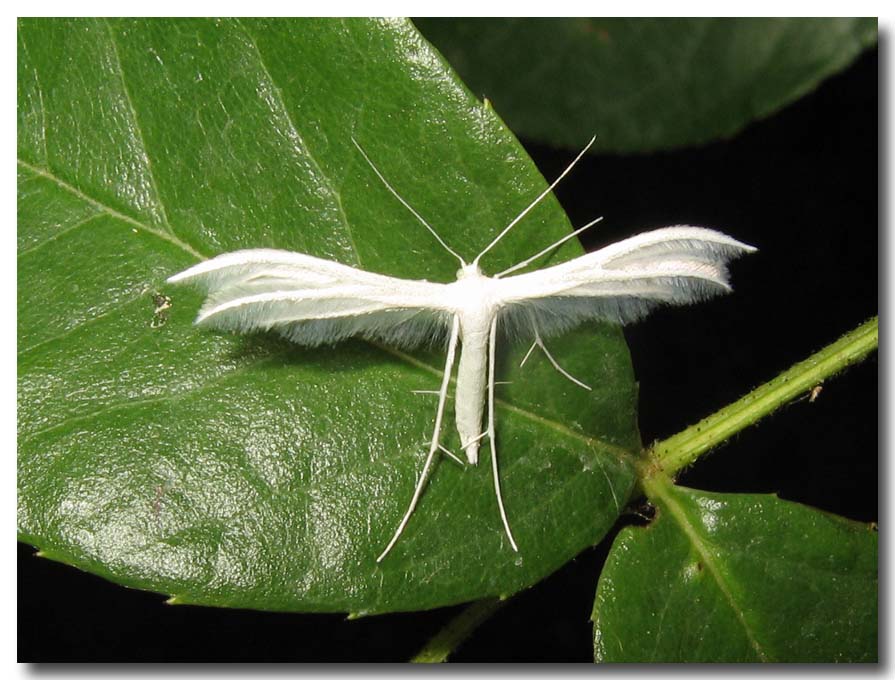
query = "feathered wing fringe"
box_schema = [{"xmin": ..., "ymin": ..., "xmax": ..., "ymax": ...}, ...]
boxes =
[
  {"xmin": 167, "ymin": 249, "xmax": 453, "ymax": 349},
  {"xmin": 497, "ymin": 226, "xmax": 755, "ymax": 339}
]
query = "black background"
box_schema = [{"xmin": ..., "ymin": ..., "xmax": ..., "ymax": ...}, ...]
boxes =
[{"xmin": 18, "ymin": 43, "xmax": 878, "ymax": 662}]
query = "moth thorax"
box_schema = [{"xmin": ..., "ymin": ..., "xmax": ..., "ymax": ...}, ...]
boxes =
[{"xmin": 456, "ymin": 262, "xmax": 483, "ymax": 280}]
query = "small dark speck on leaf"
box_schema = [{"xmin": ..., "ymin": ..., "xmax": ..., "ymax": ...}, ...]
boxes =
[{"xmin": 151, "ymin": 292, "xmax": 173, "ymax": 328}]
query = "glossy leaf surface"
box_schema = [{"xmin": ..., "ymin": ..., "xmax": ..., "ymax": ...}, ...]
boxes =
[
  {"xmin": 18, "ymin": 18, "xmax": 639, "ymax": 614},
  {"xmin": 592, "ymin": 484, "xmax": 878, "ymax": 662},
  {"xmin": 416, "ymin": 18, "xmax": 878, "ymax": 152}
]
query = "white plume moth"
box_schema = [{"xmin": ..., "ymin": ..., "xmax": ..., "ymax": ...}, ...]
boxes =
[{"xmin": 168, "ymin": 137, "xmax": 755, "ymax": 562}]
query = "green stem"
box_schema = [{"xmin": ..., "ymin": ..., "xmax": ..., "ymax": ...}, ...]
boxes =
[
  {"xmin": 648, "ymin": 316, "xmax": 878, "ymax": 478},
  {"xmin": 410, "ymin": 598, "xmax": 506, "ymax": 663}
]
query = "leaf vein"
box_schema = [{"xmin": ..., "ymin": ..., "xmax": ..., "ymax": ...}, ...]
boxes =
[
  {"xmin": 233, "ymin": 18, "xmax": 363, "ymax": 268},
  {"xmin": 380, "ymin": 342, "xmax": 636, "ymax": 464},
  {"xmin": 20, "ymin": 355, "xmax": 283, "ymax": 444},
  {"xmin": 102, "ymin": 18, "xmax": 178, "ymax": 239},
  {"xmin": 17, "ymin": 213, "xmax": 105, "ymax": 259},
  {"xmin": 16, "ymin": 159, "xmax": 206, "ymax": 261},
  {"xmin": 650, "ymin": 480, "xmax": 770, "ymax": 661},
  {"xmin": 404, "ymin": 451, "xmax": 618, "ymax": 579},
  {"xmin": 17, "ymin": 293, "xmax": 147, "ymax": 358}
]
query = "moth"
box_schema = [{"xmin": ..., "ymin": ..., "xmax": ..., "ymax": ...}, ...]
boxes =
[{"xmin": 168, "ymin": 138, "xmax": 755, "ymax": 561}]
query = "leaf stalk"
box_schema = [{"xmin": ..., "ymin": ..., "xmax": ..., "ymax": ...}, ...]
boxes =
[{"xmin": 410, "ymin": 598, "xmax": 506, "ymax": 663}]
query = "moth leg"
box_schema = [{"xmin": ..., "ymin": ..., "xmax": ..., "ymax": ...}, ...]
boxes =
[
  {"xmin": 466, "ymin": 430, "xmax": 489, "ymax": 447},
  {"xmin": 519, "ymin": 341, "xmax": 539, "ymax": 368},
  {"xmin": 535, "ymin": 336, "xmax": 592, "ymax": 391},
  {"xmin": 376, "ymin": 315, "xmax": 461, "ymax": 563},
  {"xmin": 488, "ymin": 317, "xmax": 519, "ymax": 552},
  {"xmin": 438, "ymin": 444, "xmax": 466, "ymax": 467},
  {"xmin": 521, "ymin": 318, "xmax": 592, "ymax": 391}
]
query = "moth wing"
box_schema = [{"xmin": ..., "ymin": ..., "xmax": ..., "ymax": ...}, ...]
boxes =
[
  {"xmin": 493, "ymin": 226, "xmax": 756, "ymax": 337},
  {"xmin": 168, "ymin": 249, "xmax": 454, "ymax": 348}
]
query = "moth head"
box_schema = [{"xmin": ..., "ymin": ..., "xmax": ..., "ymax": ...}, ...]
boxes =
[{"xmin": 456, "ymin": 262, "xmax": 483, "ymax": 281}]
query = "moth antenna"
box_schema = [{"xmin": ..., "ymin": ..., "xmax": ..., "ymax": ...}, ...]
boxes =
[
  {"xmin": 351, "ymin": 137, "xmax": 466, "ymax": 266},
  {"xmin": 473, "ymin": 136, "xmax": 596, "ymax": 266},
  {"xmin": 497, "ymin": 215, "xmax": 604, "ymax": 278}
]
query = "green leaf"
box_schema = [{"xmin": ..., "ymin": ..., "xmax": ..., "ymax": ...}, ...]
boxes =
[
  {"xmin": 592, "ymin": 482, "xmax": 878, "ymax": 662},
  {"xmin": 18, "ymin": 18, "xmax": 639, "ymax": 614},
  {"xmin": 415, "ymin": 18, "xmax": 878, "ymax": 152}
]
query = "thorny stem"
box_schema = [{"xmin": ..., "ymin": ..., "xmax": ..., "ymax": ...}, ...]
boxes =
[
  {"xmin": 646, "ymin": 316, "xmax": 878, "ymax": 479},
  {"xmin": 410, "ymin": 598, "xmax": 507, "ymax": 663},
  {"xmin": 412, "ymin": 316, "xmax": 878, "ymax": 662}
]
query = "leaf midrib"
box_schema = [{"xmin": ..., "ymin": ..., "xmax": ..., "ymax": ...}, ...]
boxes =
[{"xmin": 646, "ymin": 477, "xmax": 770, "ymax": 662}]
